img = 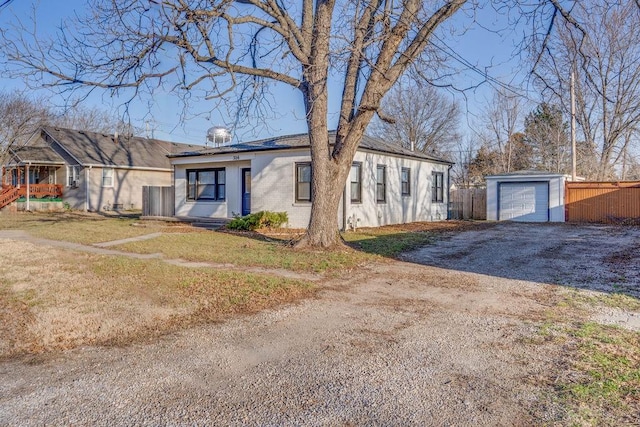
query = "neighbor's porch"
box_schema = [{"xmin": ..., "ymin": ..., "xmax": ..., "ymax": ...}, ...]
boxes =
[{"xmin": 1, "ymin": 164, "xmax": 64, "ymax": 210}]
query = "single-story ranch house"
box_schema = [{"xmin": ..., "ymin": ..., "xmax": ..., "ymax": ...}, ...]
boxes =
[
  {"xmin": 1, "ymin": 126, "xmax": 198, "ymax": 211},
  {"xmin": 169, "ymin": 132, "xmax": 453, "ymax": 229}
]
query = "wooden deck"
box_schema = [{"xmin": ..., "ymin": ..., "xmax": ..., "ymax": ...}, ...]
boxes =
[{"xmin": 0, "ymin": 184, "xmax": 63, "ymax": 209}]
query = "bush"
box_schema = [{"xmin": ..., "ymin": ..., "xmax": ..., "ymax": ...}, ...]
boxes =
[{"xmin": 227, "ymin": 211, "xmax": 288, "ymax": 231}]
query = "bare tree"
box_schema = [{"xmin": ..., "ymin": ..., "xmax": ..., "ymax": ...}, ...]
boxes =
[
  {"xmin": 0, "ymin": 91, "xmax": 53, "ymax": 166},
  {"xmin": 531, "ymin": 1, "xmax": 640, "ymax": 180},
  {"xmin": 53, "ymin": 105, "xmax": 143, "ymax": 136},
  {"xmin": 368, "ymin": 78, "xmax": 460, "ymax": 158},
  {"xmin": 451, "ymin": 138, "xmax": 477, "ymax": 188},
  {"xmin": 1, "ymin": 0, "xmax": 467, "ymax": 247},
  {"xmin": 478, "ymin": 88, "xmax": 523, "ymax": 174}
]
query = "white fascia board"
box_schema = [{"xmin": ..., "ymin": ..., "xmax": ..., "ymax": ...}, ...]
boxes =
[
  {"xmin": 83, "ymin": 164, "xmax": 172, "ymax": 172},
  {"xmin": 170, "ymin": 148, "xmax": 309, "ymax": 166},
  {"xmin": 355, "ymin": 147, "xmax": 453, "ymax": 166}
]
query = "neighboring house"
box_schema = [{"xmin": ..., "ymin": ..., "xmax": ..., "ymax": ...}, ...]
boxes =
[
  {"xmin": 1, "ymin": 126, "xmax": 198, "ymax": 211},
  {"xmin": 169, "ymin": 132, "xmax": 453, "ymax": 229}
]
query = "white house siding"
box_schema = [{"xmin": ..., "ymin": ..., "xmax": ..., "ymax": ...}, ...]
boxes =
[
  {"xmin": 173, "ymin": 155, "xmax": 252, "ymax": 218},
  {"xmin": 250, "ymin": 149, "xmax": 317, "ymax": 229},
  {"xmin": 172, "ymin": 148, "xmax": 450, "ymax": 229},
  {"xmin": 346, "ymin": 151, "xmax": 449, "ymax": 228},
  {"xmin": 486, "ymin": 173, "xmax": 567, "ymax": 222}
]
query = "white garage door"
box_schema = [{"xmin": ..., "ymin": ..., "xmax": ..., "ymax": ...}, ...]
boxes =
[{"xmin": 499, "ymin": 182, "xmax": 549, "ymax": 222}]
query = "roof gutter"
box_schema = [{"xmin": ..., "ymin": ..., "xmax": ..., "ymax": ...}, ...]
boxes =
[
  {"xmin": 16, "ymin": 161, "xmax": 66, "ymax": 166},
  {"xmin": 82, "ymin": 164, "xmax": 172, "ymax": 172},
  {"xmin": 169, "ymin": 144, "xmax": 454, "ymax": 165}
]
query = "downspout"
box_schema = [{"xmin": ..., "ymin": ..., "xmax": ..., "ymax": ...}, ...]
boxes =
[
  {"xmin": 447, "ymin": 164, "xmax": 453, "ymax": 220},
  {"xmin": 85, "ymin": 165, "xmax": 92, "ymax": 212},
  {"xmin": 342, "ymin": 184, "xmax": 347, "ymax": 231},
  {"xmin": 26, "ymin": 162, "xmax": 31, "ymax": 211}
]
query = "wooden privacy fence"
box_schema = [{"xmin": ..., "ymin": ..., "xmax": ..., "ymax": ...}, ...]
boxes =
[
  {"xmin": 565, "ymin": 181, "xmax": 640, "ymax": 224},
  {"xmin": 142, "ymin": 186, "xmax": 174, "ymax": 217},
  {"xmin": 450, "ymin": 188, "xmax": 487, "ymax": 220}
]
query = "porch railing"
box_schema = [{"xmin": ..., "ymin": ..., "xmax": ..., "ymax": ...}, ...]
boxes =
[
  {"xmin": 0, "ymin": 186, "xmax": 20, "ymax": 209},
  {"xmin": 0, "ymin": 184, "xmax": 64, "ymax": 209},
  {"xmin": 18, "ymin": 184, "xmax": 64, "ymax": 199}
]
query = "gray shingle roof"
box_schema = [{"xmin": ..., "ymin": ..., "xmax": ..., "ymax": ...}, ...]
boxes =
[
  {"xmin": 169, "ymin": 131, "xmax": 453, "ymax": 164},
  {"xmin": 10, "ymin": 137, "xmax": 65, "ymax": 164},
  {"xmin": 40, "ymin": 126, "xmax": 201, "ymax": 169}
]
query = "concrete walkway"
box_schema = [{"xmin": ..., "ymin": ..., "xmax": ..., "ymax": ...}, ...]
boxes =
[
  {"xmin": 0, "ymin": 230, "xmax": 318, "ymax": 281},
  {"xmin": 93, "ymin": 232, "xmax": 164, "ymax": 247}
]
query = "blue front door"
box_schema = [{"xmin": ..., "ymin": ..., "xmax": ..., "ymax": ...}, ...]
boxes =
[{"xmin": 241, "ymin": 168, "xmax": 251, "ymax": 216}]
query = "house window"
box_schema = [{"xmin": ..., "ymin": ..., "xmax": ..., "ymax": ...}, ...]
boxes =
[
  {"xmin": 401, "ymin": 167, "xmax": 411, "ymax": 196},
  {"xmin": 102, "ymin": 168, "xmax": 114, "ymax": 187},
  {"xmin": 376, "ymin": 165, "xmax": 386, "ymax": 203},
  {"xmin": 350, "ymin": 162, "xmax": 362, "ymax": 203},
  {"xmin": 295, "ymin": 162, "xmax": 312, "ymax": 202},
  {"xmin": 67, "ymin": 166, "xmax": 79, "ymax": 186},
  {"xmin": 187, "ymin": 168, "xmax": 226, "ymax": 201},
  {"xmin": 432, "ymin": 171, "xmax": 444, "ymax": 203}
]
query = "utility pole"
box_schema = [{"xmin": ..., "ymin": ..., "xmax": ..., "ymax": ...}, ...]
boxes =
[{"xmin": 570, "ymin": 70, "xmax": 577, "ymax": 181}]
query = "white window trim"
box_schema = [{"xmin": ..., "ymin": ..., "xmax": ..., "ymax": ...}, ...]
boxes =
[
  {"xmin": 67, "ymin": 165, "xmax": 79, "ymax": 187},
  {"xmin": 102, "ymin": 168, "xmax": 114, "ymax": 188}
]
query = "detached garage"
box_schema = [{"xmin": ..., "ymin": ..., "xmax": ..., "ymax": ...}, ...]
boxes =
[{"xmin": 486, "ymin": 171, "xmax": 569, "ymax": 222}]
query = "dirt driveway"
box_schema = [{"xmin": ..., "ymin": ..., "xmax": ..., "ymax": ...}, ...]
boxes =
[{"xmin": 1, "ymin": 223, "xmax": 639, "ymax": 425}]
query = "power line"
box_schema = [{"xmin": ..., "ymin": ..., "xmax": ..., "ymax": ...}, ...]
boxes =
[
  {"xmin": 0, "ymin": 0, "xmax": 14, "ymax": 10},
  {"xmin": 430, "ymin": 33, "xmax": 537, "ymax": 103}
]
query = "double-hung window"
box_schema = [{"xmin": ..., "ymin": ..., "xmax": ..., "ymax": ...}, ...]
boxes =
[
  {"xmin": 295, "ymin": 163, "xmax": 312, "ymax": 202},
  {"xmin": 401, "ymin": 167, "xmax": 411, "ymax": 196},
  {"xmin": 67, "ymin": 165, "xmax": 79, "ymax": 187},
  {"xmin": 350, "ymin": 162, "xmax": 362, "ymax": 203},
  {"xmin": 432, "ymin": 171, "xmax": 444, "ymax": 203},
  {"xmin": 102, "ymin": 168, "xmax": 114, "ymax": 187},
  {"xmin": 187, "ymin": 168, "xmax": 226, "ymax": 201},
  {"xmin": 376, "ymin": 165, "xmax": 386, "ymax": 203}
]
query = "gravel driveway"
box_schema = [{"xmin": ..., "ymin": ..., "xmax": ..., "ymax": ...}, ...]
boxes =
[{"xmin": 1, "ymin": 223, "xmax": 639, "ymax": 426}]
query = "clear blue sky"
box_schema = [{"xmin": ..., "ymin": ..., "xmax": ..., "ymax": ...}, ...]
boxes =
[{"xmin": 0, "ymin": 1, "xmax": 533, "ymax": 146}]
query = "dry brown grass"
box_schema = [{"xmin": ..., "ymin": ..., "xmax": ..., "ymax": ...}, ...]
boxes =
[
  {"xmin": 0, "ymin": 211, "xmax": 172, "ymax": 244},
  {"xmin": 0, "ymin": 212, "xmax": 477, "ymax": 359},
  {"xmin": 0, "ymin": 238, "xmax": 314, "ymax": 359}
]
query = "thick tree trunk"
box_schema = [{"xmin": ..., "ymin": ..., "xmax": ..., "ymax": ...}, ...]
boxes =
[
  {"xmin": 298, "ymin": 158, "xmax": 345, "ymax": 248},
  {"xmin": 296, "ymin": 80, "xmax": 340, "ymax": 248},
  {"xmin": 295, "ymin": 0, "xmax": 344, "ymax": 249}
]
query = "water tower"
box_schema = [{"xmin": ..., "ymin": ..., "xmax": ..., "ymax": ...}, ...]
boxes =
[{"xmin": 206, "ymin": 126, "xmax": 232, "ymax": 147}]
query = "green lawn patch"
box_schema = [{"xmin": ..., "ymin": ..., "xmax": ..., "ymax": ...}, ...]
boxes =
[
  {"xmin": 115, "ymin": 231, "xmax": 376, "ymax": 273},
  {"xmin": 343, "ymin": 229, "xmax": 435, "ymax": 257},
  {"xmin": 560, "ymin": 322, "xmax": 640, "ymax": 425}
]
